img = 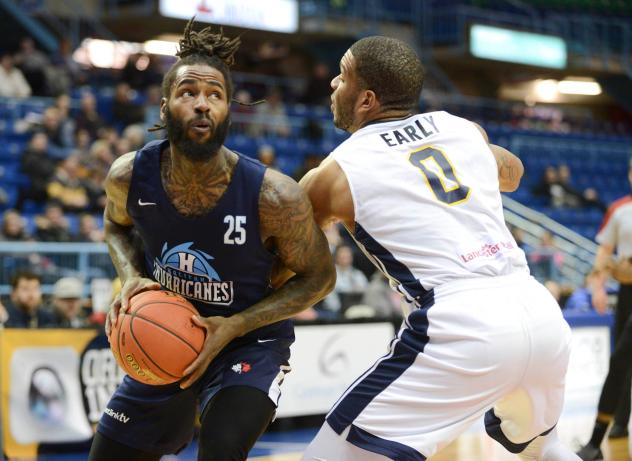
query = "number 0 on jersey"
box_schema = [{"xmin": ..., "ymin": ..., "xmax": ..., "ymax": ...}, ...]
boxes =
[{"xmin": 408, "ymin": 147, "xmax": 471, "ymax": 206}]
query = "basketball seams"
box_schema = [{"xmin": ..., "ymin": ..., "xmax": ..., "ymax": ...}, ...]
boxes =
[
  {"xmin": 116, "ymin": 313, "xmax": 132, "ymax": 377},
  {"xmin": 130, "ymin": 298, "xmax": 198, "ymax": 314},
  {"xmin": 132, "ymin": 303, "xmax": 204, "ymax": 354},
  {"xmin": 110, "ymin": 292, "xmax": 205, "ymax": 385},
  {"xmin": 128, "ymin": 314, "xmax": 182, "ymax": 380}
]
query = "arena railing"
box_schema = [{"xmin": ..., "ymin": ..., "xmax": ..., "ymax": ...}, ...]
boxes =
[
  {"xmin": 0, "ymin": 242, "xmax": 114, "ymax": 296},
  {"xmin": 502, "ymin": 195, "xmax": 598, "ymax": 287}
]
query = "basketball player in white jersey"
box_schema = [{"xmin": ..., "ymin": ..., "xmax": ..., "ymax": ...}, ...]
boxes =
[{"xmin": 298, "ymin": 37, "xmax": 580, "ymax": 461}]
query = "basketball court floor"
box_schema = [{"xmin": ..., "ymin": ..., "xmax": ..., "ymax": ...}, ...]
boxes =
[{"xmin": 35, "ymin": 420, "xmax": 630, "ymax": 461}]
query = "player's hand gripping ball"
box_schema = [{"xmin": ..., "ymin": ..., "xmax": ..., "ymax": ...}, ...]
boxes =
[{"xmin": 109, "ymin": 291, "xmax": 206, "ymax": 385}]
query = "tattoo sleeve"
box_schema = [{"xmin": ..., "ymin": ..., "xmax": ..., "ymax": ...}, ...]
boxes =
[
  {"xmin": 234, "ymin": 172, "xmax": 336, "ymax": 335},
  {"xmin": 104, "ymin": 152, "xmax": 146, "ymax": 282}
]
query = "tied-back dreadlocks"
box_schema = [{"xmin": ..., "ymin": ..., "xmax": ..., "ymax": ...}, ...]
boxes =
[{"xmin": 149, "ymin": 17, "xmax": 241, "ymax": 132}]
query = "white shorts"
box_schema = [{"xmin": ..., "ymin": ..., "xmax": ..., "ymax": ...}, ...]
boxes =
[{"xmin": 302, "ymin": 273, "xmax": 572, "ymax": 461}]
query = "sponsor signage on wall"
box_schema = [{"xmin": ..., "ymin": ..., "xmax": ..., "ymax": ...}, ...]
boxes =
[{"xmin": 159, "ymin": 0, "xmax": 299, "ymax": 33}]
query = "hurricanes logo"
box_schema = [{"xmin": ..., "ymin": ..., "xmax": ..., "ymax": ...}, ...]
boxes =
[{"xmin": 153, "ymin": 242, "xmax": 234, "ymax": 305}]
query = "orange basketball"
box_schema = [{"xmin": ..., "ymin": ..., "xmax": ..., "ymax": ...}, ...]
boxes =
[{"xmin": 109, "ymin": 290, "xmax": 206, "ymax": 385}]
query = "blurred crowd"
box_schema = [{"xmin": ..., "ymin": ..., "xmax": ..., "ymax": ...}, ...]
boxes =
[{"xmin": 0, "ymin": 32, "xmax": 627, "ymax": 328}]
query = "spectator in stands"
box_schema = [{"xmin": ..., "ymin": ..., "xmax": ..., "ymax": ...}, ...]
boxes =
[
  {"xmin": 74, "ymin": 213, "xmax": 104, "ymax": 242},
  {"xmin": 323, "ymin": 245, "xmax": 368, "ymax": 315},
  {"xmin": 510, "ymin": 226, "xmax": 533, "ymax": 254},
  {"xmin": 13, "ymin": 37, "xmax": 51, "ymax": 96},
  {"xmin": 323, "ymin": 222, "xmax": 343, "ymax": 253},
  {"xmin": 34, "ymin": 202, "xmax": 72, "ymax": 242},
  {"xmin": 361, "ymin": 272, "xmax": 403, "ymax": 319},
  {"xmin": 121, "ymin": 124, "xmax": 146, "ymax": 151},
  {"xmin": 249, "ymin": 87, "xmax": 291, "ymax": 138},
  {"xmin": 558, "ymin": 164, "xmax": 606, "ymax": 211},
  {"xmin": 0, "ymin": 209, "xmax": 31, "ymax": 241},
  {"xmin": 54, "ymin": 93, "xmax": 77, "ymax": 148},
  {"xmin": 40, "ymin": 106, "xmax": 71, "ymax": 157},
  {"xmin": 301, "ymin": 62, "xmax": 332, "ymax": 106},
  {"xmin": 17, "ymin": 132, "xmax": 58, "ymax": 208},
  {"xmin": 86, "ymin": 139, "xmax": 115, "ymax": 175},
  {"xmin": 532, "ymin": 165, "xmax": 566, "ymax": 208},
  {"xmin": 527, "ymin": 231, "xmax": 564, "ymax": 282},
  {"xmin": 114, "ymin": 137, "xmax": 132, "ymax": 159},
  {"xmin": 46, "ymin": 155, "xmax": 90, "ymax": 212},
  {"xmin": 0, "ymin": 52, "xmax": 32, "ymax": 98},
  {"xmin": 4, "ymin": 271, "xmax": 54, "ymax": 328},
  {"xmin": 231, "ymin": 89, "xmax": 256, "ymax": 134},
  {"xmin": 75, "ymin": 128, "xmax": 92, "ymax": 158},
  {"xmin": 112, "ymin": 82, "xmax": 145, "ymax": 127},
  {"xmin": 49, "ymin": 38, "xmax": 83, "ymax": 94},
  {"xmin": 75, "ymin": 93, "xmax": 104, "ymax": 140},
  {"xmin": 257, "ymin": 145, "xmax": 278, "ymax": 170},
  {"xmin": 552, "ymin": 164, "xmax": 583, "ymax": 207},
  {"xmin": 50, "ymin": 277, "xmax": 88, "ymax": 328}
]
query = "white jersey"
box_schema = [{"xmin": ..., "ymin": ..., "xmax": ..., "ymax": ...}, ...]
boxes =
[{"xmin": 331, "ymin": 110, "xmax": 528, "ymax": 303}]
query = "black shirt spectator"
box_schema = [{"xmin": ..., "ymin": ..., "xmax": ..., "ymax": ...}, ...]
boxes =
[
  {"xmin": 75, "ymin": 93, "xmax": 104, "ymax": 140},
  {"xmin": 13, "ymin": 37, "xmax": 51, "ymax": 96},
  {"xmin": 4, "ymin": 271, "xmax": 54, "ymax": 328},
  {"xmin": 17, "ymin": 132, "xmax": 58, "ymax": 207},
  {"xmin": 34, "ymin": 202, "xmax": 72, "ymax": 242},
  {"xmin": 112, "ymin": 82, "xmax": 145, "ymax": 126},
  {"xmin": 0, "ymin": 209, "xmax": 31, "ymax": 241}
]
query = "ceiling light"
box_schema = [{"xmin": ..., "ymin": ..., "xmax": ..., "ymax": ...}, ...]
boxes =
[
  {"xmin": 558, "ymin": 78, "xmax": 602, "ymax": 95},
  {"xmin": 143, "ymin": 40, "xmax": 178, "ymax": 56}
]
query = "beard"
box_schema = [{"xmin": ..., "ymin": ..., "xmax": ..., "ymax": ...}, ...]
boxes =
[
  {"xmin": 164, "ymin": 108, "xmax": 231, "ymax": 162},
  {"xmin": 332, "ymin": 92, "xmax": 357, "ymax": 132}
]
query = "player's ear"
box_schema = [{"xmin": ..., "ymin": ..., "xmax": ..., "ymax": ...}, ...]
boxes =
[
  {"xmin": 159, "ymin": 98, "xmax": 168, "ymax": 122},
  {"xmin": 359, "ymin": 89, "xmax": 377, "ymax": 113}
]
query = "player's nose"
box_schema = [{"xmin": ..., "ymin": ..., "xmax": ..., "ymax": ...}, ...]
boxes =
[
  {"xmin": 193, "ymin": 93, "xmax": 210, "ymax": 113},
  {"xmin": 331, "ymin": 75, "xmax": 340, "ymax": 90}
]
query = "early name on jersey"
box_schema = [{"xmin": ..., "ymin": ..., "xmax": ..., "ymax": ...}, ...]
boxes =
[{"xmin": 379, "ymin": 115, "xmax": 440, "ymax": 147}]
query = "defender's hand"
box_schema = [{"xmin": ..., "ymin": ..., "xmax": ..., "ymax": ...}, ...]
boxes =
[{"xmin": 179, "ymin": 315, "xmax": 245, "ymax": 389}]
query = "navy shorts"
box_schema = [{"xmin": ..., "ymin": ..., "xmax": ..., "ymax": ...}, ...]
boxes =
[{"xmin": 97, "ymin": 337, "xmax": 292, "ymax": 454}]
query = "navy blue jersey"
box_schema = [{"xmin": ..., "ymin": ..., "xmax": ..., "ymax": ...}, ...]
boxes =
[{"xmin": 126, "ymin": 139, "xmax": 292, "ymax": 341}]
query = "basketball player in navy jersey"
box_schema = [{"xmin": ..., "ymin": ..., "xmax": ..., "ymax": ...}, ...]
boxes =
[
  {"xmin": 88, "ymin": 19, "xmax": 335, "ymax": 461},
  {"xmin": 298, "ymin": 37, "xmax": 580, "ymax": 461}
]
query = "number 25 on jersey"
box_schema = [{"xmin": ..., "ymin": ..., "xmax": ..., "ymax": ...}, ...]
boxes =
[
  {"xmin": 408, "ymin": 147, "xmax": 470, "ymax": 206},
  {"xmin": 224, "ymin": 215, "xmax": 246, "ymax": 245}
]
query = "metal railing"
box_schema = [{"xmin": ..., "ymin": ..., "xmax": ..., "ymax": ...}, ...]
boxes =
[
  {"xmin": 0, "ymin": 242, "xmax": 114, "ymax": 296},
  {"xmin": 502, "ymin": 195, "xmax": 598, "ymax": 286}
]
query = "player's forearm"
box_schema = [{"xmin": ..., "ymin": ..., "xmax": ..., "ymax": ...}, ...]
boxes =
[
  {"xmin": 232, "ymin": 267, "xmax": 335, "ymax": 335},
  {"xmin": 104, "ymin": 217, "xmax": 145, "ymax": 283},
  {"xmin": 592, "ymin": 245, "xmax": 614, "ymax": 276}
]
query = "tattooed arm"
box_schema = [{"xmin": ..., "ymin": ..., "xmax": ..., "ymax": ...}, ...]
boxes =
[
  {"xmin": 474, "ymin": 122, "xmax": 524, "ymax": 192},
  {"xmin": 104, "ymin": 151, "xmax": 160, "ymax": 334},
  {"xmin": 181, "ymin": 169, "xmax": 335, "ymax": 388}
]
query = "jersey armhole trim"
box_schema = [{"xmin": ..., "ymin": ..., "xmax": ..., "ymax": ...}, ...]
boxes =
[{"xmin": 331, "ymin": 155, "xmax": 361, "ymax": 225}]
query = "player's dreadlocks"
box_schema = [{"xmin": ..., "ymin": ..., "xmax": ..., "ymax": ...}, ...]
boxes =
[{"xmin": 150, "ymin": 17, "xmax": 241, "ymax": 132}]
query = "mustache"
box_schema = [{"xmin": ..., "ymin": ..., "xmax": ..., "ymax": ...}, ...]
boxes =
[{"xmin": 188, "ymin": 115, "xmax": 215, "ymax": 129}]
